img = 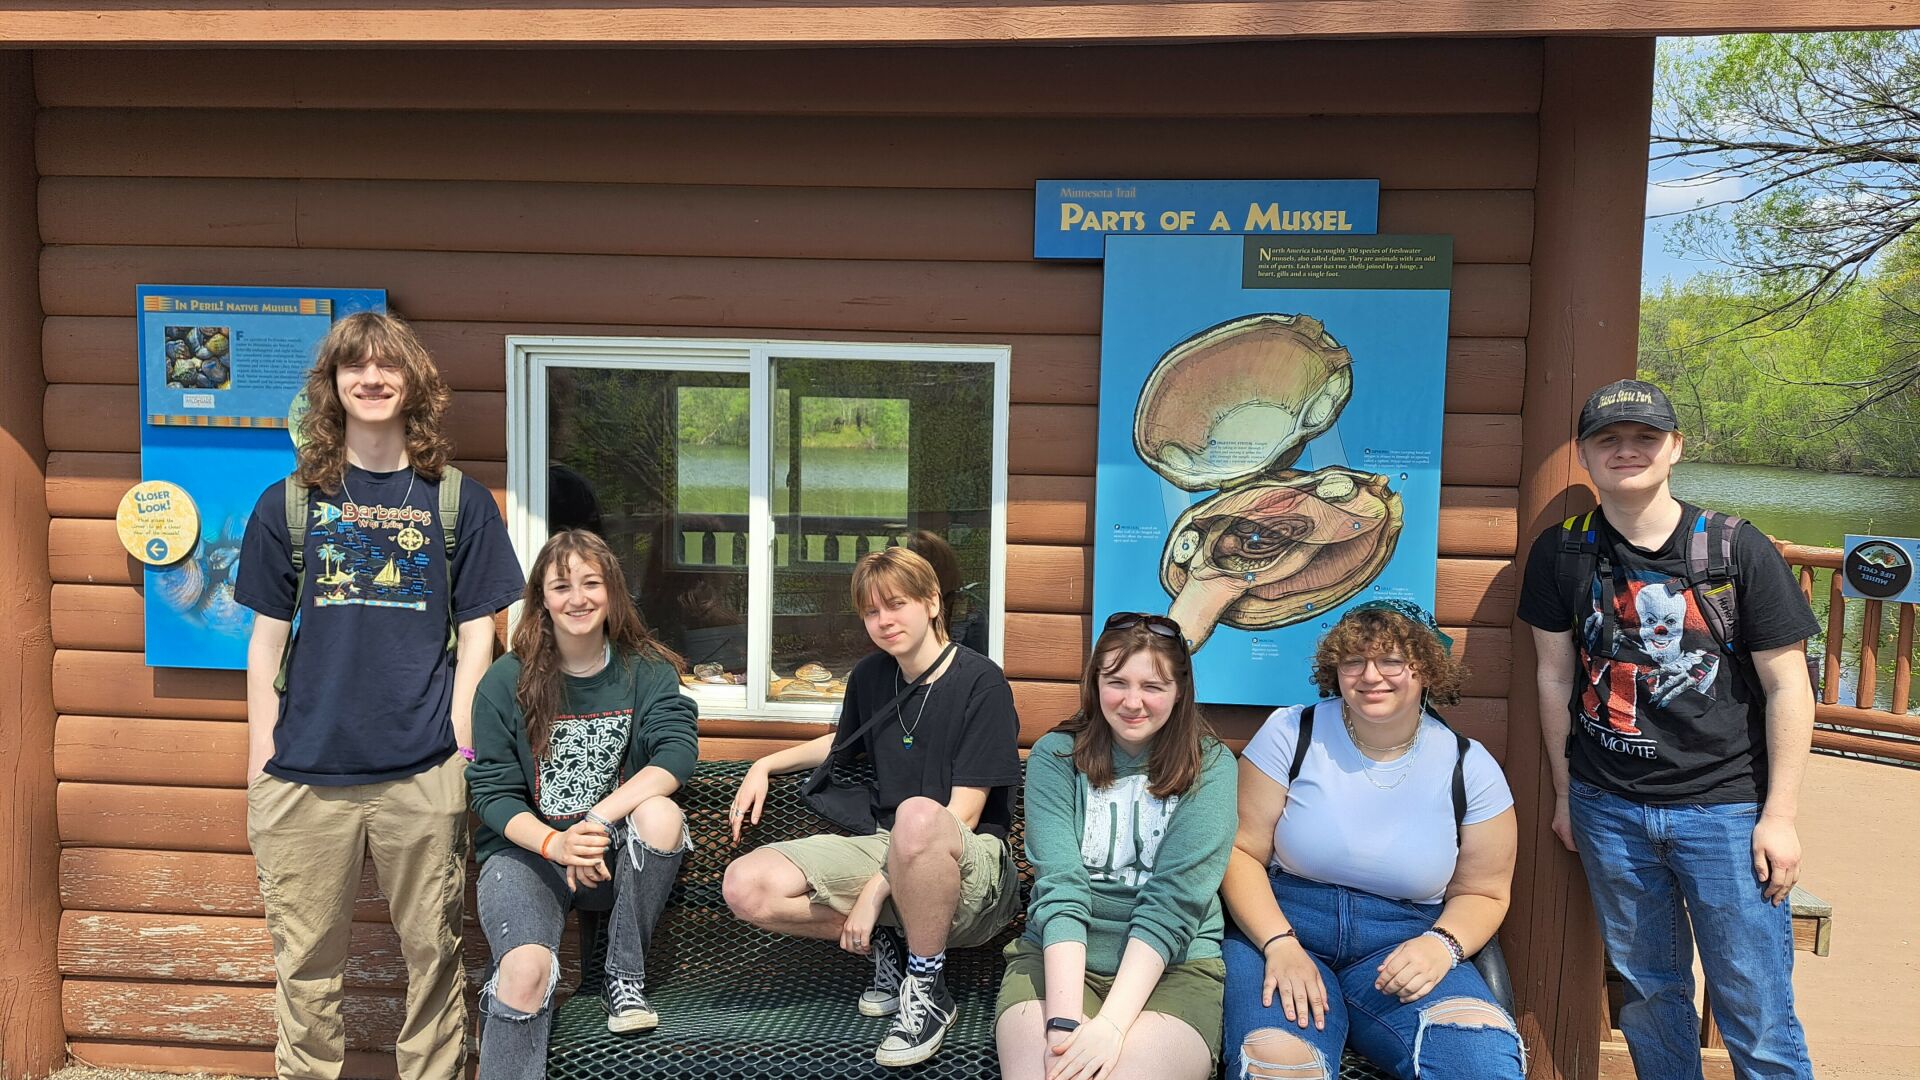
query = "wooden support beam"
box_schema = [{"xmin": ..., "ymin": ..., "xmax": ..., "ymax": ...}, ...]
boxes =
[
  {"xmin": 1508, "ymin": 37, "xmax": 1655, "ymax": 1080},
  {"xmin": 0, "ymin": 49, "xmax": 65, "ymax": 1080}
]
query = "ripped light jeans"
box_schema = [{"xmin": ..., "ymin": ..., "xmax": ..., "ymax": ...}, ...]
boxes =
[
  {"xmin": 1223, "ymin": 869, "xmax": 1524, "ymax": 1080},
  {"xmin": 475, "ymin": 821, "xmax": 689, "ymax": 1080}
]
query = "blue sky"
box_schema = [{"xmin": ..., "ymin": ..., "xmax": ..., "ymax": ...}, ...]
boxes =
[{"xmin": 1643, "ymin": 153, "xmax": 1746, "ymax": 290}]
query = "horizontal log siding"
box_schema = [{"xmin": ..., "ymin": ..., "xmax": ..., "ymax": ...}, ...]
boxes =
[{"xmin": 37, "ymin": 42, "xmax": 1540, "ymax": 1061}]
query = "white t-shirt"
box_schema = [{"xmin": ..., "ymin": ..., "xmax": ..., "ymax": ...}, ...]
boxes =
[{"xmin": 1242, "ymin": 700, "xmax": 1514, "ymax": 905}]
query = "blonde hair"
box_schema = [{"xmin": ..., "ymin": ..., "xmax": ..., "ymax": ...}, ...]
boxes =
[
  {"xmin": 294, "ymin": 312, "xmax": 453, "ymax": 493},
  {"xmin": 849, "ymin": 547, "xmax": 944, "ymax": 635}
]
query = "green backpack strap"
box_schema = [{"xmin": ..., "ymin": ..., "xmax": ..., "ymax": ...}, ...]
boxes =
[
  {"xmin": 274, "ymin": 479, "xmax": 311, "ymax": 694},
  {"xmin": 439, "ymin": 465, "xmax": 463, "ymax": 654}
]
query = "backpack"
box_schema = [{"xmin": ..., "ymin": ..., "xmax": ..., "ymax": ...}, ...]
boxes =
[
  {"xmin": 1552, "ymin": 504, "xmax": 1799, "ymax": 702},
  {"xmin": 1286, "ymin": 700, "xmax": 1472, "ymax": 846},
  {"xmin": 273, "ymin": 465, "xmax": 464, "ymax": 693}
]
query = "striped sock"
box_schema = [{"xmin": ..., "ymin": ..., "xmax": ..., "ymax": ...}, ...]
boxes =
[{"xmin": 906, "ymin": 950, "xmax": 946, "ymax": 979}]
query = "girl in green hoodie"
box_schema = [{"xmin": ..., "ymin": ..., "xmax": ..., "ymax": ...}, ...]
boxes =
[
  {"xmin": 996, "ymin": 613, "xmax": 1238, "ymax": 1080},
  {"xmin": 467, "ymin": 530, "xmax": 699, "ymax": 1079}
]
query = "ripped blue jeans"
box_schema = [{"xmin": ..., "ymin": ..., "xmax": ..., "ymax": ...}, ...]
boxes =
[
  {"xmin": 475, "ymin": 820, "xmax": 689, "ymax": 1080},
  {"xmin": 1223, "ymin": 870, "xmax": 1524, "ymax": 1080}
]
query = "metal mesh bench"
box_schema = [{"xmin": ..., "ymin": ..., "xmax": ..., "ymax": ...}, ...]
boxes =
[{"xmin": 538, "ymin": 758, "xmax": 1403, "ymax": 1080}]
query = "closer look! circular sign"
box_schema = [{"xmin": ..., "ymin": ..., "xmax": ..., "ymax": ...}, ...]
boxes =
[
  {"xmin": 1844, "ymin": 540, "xmax": 1913, "ymax": 600},
  {"xmin": 116, "ymin": 480, "xmax": 202, "ymax": 566}
]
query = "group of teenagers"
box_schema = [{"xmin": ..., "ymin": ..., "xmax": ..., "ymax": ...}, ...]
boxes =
[{"xmin": 238, "ymin": 309, "xmax": 1822, "ymax": 1080}]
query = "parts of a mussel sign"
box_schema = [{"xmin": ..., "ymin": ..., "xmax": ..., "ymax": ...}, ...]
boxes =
[
  {"xmin": 1032, "ymin": 179, "xmax": 1380, "ymax": 260},
  {"xmin": 116, "ymin": 480, "xmax": 201, "ymax": 566}
]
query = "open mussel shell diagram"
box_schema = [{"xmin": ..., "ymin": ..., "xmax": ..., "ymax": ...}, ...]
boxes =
[{"xmin": 1133, "ymin": 313, "xmax": 1404, "ymax": 650}]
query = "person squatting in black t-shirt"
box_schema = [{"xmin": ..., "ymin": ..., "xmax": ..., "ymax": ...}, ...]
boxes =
[
  {"xmin": 1518, "ymin": 379, "xmax": 1819, "ymax": 1080},
  {"xmin": 236, "ymin": 312, "xmax": 525, "ymax": 1080},
  {"xmin": 721, "ymin": 547, "xmax": 1023, "ymax": 1069}
]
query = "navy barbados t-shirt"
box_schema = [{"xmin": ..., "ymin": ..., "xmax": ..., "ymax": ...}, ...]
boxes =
[{"xmin": 236, "ymin": 465, "xmax": 525, "ymax": 785}]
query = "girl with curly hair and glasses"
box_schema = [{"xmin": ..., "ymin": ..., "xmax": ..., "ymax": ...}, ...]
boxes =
[{"xmin": 1220, "ymin": 602, "xmax": 1523, "ymax": 1080}]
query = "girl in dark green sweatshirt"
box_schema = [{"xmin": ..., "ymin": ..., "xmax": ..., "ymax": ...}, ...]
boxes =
[
  {"xmin": 996, "ymin": 613, "xmax": 1238, "ymax": 1080},
  {"xmin": 467, "ymin": 530, "xmax": 698, "ymax": 1079}
]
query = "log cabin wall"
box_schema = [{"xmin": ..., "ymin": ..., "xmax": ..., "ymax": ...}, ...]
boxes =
[{"xmin": 32, "ymin": 39, "xmax": 1577, "ymax": 1074}]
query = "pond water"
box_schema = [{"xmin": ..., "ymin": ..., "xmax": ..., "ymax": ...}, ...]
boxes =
[{"xmin": 1672, "ymin": 462, "xmax": 1920, "ymax": 716}]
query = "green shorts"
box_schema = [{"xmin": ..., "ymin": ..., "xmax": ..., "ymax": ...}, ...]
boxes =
[
  {"xmin": 994, "ymin": 937, "xmax": 1227, "ymax": 1061},
  {"xmin": 763, "ymin": 815, "xmax": 1020, "ymax": 949}
]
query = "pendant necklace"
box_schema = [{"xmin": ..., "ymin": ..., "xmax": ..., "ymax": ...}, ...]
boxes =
[
  {"xmin": 894, "ymin": 670, "xmax": 934, "ymax": 749},
  {"xmin": 1344, "ymin": 712, "xmax": 1422, "ymax": 791}
]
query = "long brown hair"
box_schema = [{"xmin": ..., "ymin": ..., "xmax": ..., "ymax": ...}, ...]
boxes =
[
  {"xmin": 294, "ymin": 312, "xmax": 454, "ymax": 493},
  {"xmin": 1054, "ymin": 623, "xmax": 1215, "ymax": 798},
  {"xmin": 512, "ymin": 530, "xmax": 687, "ymax": 758}
]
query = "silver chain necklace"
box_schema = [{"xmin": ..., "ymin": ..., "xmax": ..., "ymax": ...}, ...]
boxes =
[
  {"xmin": 893, "ymin": 670, "xmax": 934, "ymax": 749},
  {"xmin": 1345, "ymin": 712, "xmax": 1422, "ymax": 791},
  {"xmin": 341, "ymin": 465, "xmax": 414, "ymax": 512},
  {"xmin": 562, "ymin": 641, "xmax": 613, "ymax": 678}
]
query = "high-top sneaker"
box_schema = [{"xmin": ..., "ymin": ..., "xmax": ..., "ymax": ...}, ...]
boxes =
[
  {"xmin": 873, "ymin": 968, "xmax": 956, "ymax": 1068},
  {"xmin": 604, "ymin": 973, "xmax": 659, "ymax": 1033},
  {"xmin": 858, "ymin": 925, "xmax": 909, "ymax": 1016}
]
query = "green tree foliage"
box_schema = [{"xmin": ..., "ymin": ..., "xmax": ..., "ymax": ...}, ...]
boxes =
[
  {"xmin": 1640, "ymin": 266, "xmax": 1920, "ymax": 474},
  {"xmin": 1650, "ymin": 32, "xmax": 1920, "ymax": 455}
]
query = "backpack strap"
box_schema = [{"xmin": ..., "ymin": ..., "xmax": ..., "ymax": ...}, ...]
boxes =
[
  {"xmin": 1686, "ymin": 506, "xmax": 1744, "ymax": 656},
  {"xmin": 1422, "ymin": 705, "xmax": 1471, "ymax": 848},
  {"xmin": 274, "ymin": 479, "xmax": 311, "ymax": 694},
  {"xmin": 1557, "ymin": 512, "xmax": 1613, "ymax": 651},
  {"xmin": 439, "ymin": 465, "xmax": 464, "ymax": 655},
  {"xmin": 1287, "ymin": 701, "xmax": 1318, "ymax": 785}
]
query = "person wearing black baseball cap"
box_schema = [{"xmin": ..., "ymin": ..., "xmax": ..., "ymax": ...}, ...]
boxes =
[{"xmin": 1516, "ymin": 378, "xmax": 1821, "ymax": 1079}]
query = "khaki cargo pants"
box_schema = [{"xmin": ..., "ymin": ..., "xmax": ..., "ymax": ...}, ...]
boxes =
[{"xmin": 247, "ymin": 754, "xmax": 469, "ymax": 1080}]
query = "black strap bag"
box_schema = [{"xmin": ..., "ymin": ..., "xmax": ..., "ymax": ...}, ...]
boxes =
[{"xmin": 800, "ymin": 643, "xmax": 957, "ymax": 834}]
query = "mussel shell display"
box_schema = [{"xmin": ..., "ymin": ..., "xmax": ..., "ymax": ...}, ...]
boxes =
[
  {"xmin": 201, "ymin": 359, "xmax": 230, "ymax": 387},
  {"xmin": 199, "ymin": 581, "xmax": 251, "ymax": 634},
  {"xmin": 1159, "ymin": 466, "xmax": 1402, "ymax": 631},
  {"xmin": 206, "ymin": 333, "xmax": 229, "ymax": 357},
  {"xmin": 165, "ymin": 340, "xmax": 190, "ymax": 362},
  {"xmin": 153, "ymin": 558, "xmax": 207, "ymax": 614},
  {"xmin": 1133, "ymin": 313, "xmax": 1354, "ymax": 492},
  {"xmin": 164, "ymin": 325, "xmax": 191, "ymax": 341}
]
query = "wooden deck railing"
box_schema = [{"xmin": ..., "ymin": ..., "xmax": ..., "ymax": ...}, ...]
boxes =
[{"xmin": 1778, "ymin": 542, "xmax": 1920, "ymax": 765}]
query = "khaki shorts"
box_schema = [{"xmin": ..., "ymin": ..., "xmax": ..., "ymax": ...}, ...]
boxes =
[
  {"xmin": 764, "ymin": 816, "xmax": 1020, "ymax": 949},
  {"xmin": 995, "ymin": 937, "xmax": 1227, "ymax": 1061}
]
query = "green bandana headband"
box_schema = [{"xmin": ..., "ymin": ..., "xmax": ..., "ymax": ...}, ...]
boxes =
[{"xmin": 1347, "ymin": 598, "xmax": 1454, "ymax": 655}]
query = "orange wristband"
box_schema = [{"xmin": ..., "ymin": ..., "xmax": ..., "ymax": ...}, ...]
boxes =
[{"xmin": 540, "ymin": 830, "xmax": 559, "ymax": 860}]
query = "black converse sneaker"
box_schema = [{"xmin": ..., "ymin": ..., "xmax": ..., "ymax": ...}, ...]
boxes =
[
  {"xmin": 605, "ymin": 974, "xmax": 658, "ymax": 1033},
  {"xmin": 873, "ymin": 969, "xmax": 956, "ymax": 1068},
  {"xmin": 858, "ymin": 926, "xmax": 908, "ymax": 1016}
]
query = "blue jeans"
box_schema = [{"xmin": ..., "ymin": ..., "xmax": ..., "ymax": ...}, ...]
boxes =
[
  {"xmin": 1223, "ymin": 870, "xmax": 1524, "ymax": 1080},
  {"xmin": 1567, "ymin": 778, "xmax": 1815, "ymax": 1080}
]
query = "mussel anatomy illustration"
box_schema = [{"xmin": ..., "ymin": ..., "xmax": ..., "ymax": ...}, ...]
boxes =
[{"xmin": 1133, "ymin": 313, "xmax": 1402, "ymax": 650}]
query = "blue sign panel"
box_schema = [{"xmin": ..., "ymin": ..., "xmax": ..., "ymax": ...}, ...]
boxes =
[
  {"xmin": 1092, "ymin": 235, "xmax": 1452, "ymax": 707},
  {"xmin": 138, "ymin": 285, "xmax": 387, "ymax": 669},
  {"xmin": 1034, "ymin": 179, "xmax": 1379, "ymax": 260},
  {"xmin": 1841, "ymin": 534, "xmax": 1920, "ymax": 604}
]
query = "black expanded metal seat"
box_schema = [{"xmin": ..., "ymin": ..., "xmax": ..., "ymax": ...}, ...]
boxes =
[{"xmin": 538, "ymin": 759, "xmax": 1415, "ymax": 1080}]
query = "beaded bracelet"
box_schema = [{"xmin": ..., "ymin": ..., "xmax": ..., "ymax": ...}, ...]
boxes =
[{"xmin": 1424, "ymin": 926, "xmax": 1465, "ymax": 969}]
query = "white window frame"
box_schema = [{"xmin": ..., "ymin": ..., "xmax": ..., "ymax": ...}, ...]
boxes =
[{"xmin": 506, "ymin": 335, "xmax": 1011, "ymax": 722}]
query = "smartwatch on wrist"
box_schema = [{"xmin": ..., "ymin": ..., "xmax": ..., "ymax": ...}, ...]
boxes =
[{"xmin": 1044, "ymin": 1017, "xmax": 1081, "ymax": 1036}]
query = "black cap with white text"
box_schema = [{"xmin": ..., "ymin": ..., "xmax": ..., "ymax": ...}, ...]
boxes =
[{"xmin": 1577, "ymin": 379, "xmax": 1679, "ymax": 440}]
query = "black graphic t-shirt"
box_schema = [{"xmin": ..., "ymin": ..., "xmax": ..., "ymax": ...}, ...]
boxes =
[
  {"xmin": 839, "ymin": 645, "xmax": 1022, "ymax": 839},
  {"xmin": 1518, "ymin": 504, "xmax": 1819, "ymax": 803},
  {"xmin": 236, "ymin": 465, "xmax": 525, "ymax": 785}
]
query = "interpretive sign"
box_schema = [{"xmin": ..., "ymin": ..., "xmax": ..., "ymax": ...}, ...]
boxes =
[
  {"xmin": 1092, "ymin": 235, "xmax": 1452, "ymax": 706},
  {"xmin": 1842, "ymin": 534, "xmax": 1920, "ymax": 603}
]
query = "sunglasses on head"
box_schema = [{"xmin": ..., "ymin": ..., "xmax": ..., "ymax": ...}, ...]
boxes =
[{"xmin": 1103, "ymin": 611, "xmax": 1190, "ymax": 650}]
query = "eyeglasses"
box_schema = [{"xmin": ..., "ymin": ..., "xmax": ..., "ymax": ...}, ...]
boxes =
[
  {"xmin": 1337, "ymin": 655, "xmax": 1409, "ymax": 678},
  {"xmin": 1103, "ymin": 612, "xmax": 1189, "ymax": 650}
]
